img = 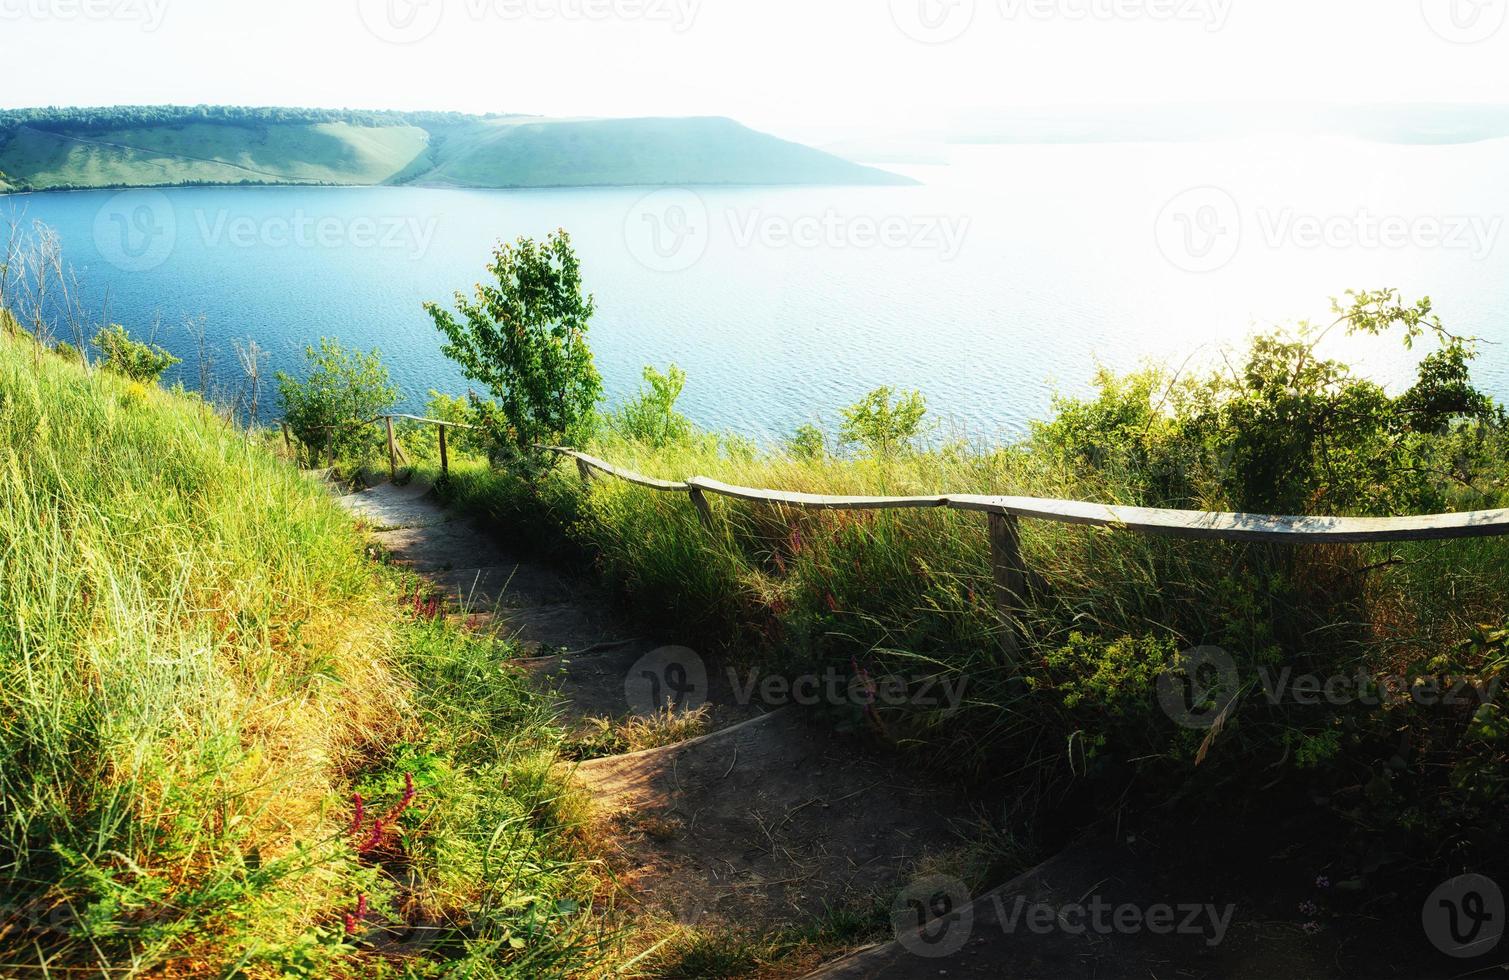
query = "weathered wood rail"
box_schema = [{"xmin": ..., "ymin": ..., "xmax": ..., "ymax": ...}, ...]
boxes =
[
  {"xmin": 542, "ymin": 446, "xmax": 1509, "ymax": 661},
  {"xmin": 279, "ymin": 413, "xmax": 478, "ymax": 478},
  {"xmin": 275, "ymin": 416, "xmax": 1509, "ymax": 661}
]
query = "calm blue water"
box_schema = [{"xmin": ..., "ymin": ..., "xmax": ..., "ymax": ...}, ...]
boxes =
[{"xmin": 6, "ymin": 140, "xmax": 1508, "ymax": 442}]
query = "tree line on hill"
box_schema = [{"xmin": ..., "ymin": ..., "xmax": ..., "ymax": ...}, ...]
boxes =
[{"xmin": 0, "ymin": 105, "xmax": 524, "ymax": 137}]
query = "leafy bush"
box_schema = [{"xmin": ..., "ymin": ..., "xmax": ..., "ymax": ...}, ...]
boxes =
[
  {"xmin": 426, "ymin": 231, "xmax": 602, "ymax": 463},
  {"xmin": 1180, "ymin": 291, "xmax": 1501, "ymax": 514},
  {"xmin": 422, "ymin": 389, "xmax": 495, "ymax": 456},
  {"xmin": 92, "ymin": 323, "xmax": 180, "ymax": 384},
  {"xmin": 786, "ymin": 423, "xmax": 827, "ymax": 461},
  {"xmin": 275, "ymin": 337, "xmax": 399, "ymax": 465},
  {"xmin": 840, "ymin": 386, "xmax": 928, "ymax": 457},
  {"xmin": 613, "ymin": 363, "xmax": 693, "ymax": 448},
  {"xmin": 1033, "ymin": 291, "xmax": 1505, "ymax": 516}
]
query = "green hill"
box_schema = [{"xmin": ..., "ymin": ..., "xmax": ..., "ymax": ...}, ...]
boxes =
[{"xmin": 0, "ymin": 105, "xmax": 911, "ymax": 192}]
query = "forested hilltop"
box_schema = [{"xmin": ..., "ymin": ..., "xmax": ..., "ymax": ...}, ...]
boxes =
[{"xmin": 0, "ymin": 105, "xmax": 910, "ymax": 193}]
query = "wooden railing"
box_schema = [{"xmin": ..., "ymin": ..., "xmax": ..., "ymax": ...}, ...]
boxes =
[
  {"xmin": 541, "ymin": 446, "xmax": 1509, "ymax": 661},
  {"xmin": 274, "ymin": 417, "xmax": 1509, "ymax": 661},
  {"xmin": 278, "ymin": 414, "xmax": 478, "ymax": 478}
]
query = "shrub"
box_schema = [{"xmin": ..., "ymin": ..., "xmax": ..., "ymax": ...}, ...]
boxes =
[
  {"xmin": 275, "ymin": 337, "xmax": 399, "ymax": 465},
  {"xmin": 1179, "ymin": 290, "xmax": 1501, "ymax": 515},
  {"xmin": 839, "ymin": 386, "xmax": 928, "ymax": 458},
  {"xmin": 425, "ymin": 231, "xmax": 602, "ymax": 463},
  {"xmin": 786, "ymin": 423, "xmax": 827, "ymax": 461},
  {"xmin": 613, "ymin": 363, "xmax": 693, "ymax": 448},
  {"xmin": 92, "ymin": 323, "xmax": 180, "ymax": 384}
]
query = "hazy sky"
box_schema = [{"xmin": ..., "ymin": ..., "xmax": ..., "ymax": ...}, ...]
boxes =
[{"xmin": 3, "ymin": 0, "xmax": 1509, "ymax": 141}]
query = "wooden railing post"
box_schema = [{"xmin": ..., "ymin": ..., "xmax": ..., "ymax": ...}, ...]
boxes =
[
  {"xmin": 988, "ymin": 512, "xmax": 1026, "ymax": 665},
  {"xmin": 688, "ymin": 487, "xmax": 715, "ymax": 531},
  {"xmin": 384, "ymin": 416, "xmax": 398, "ymax": 481},
  {"xmin": 280, "ymin": 422, "xmax": 292, "ymax": 457},
  {"xmin": 438, "ymin": 424, "xmax": 449, "ymax": 477},
  {"xmin": 576, "ymin": 458, "xmax": 593, "ymax": 485}
]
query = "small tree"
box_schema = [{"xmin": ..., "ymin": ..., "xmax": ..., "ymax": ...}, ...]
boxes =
[
  {"xmin": 614, "ymin": 364, "xmax": 693, "ymax": 448},
  {"xmin": 92, "ymin": 324, "xmax": 180, "ymax": 385},
  {"xmin": 425, "ymin": 230, "xmax": 602, "ymax": 462},
  {"xmin": 786, "ymin": 423, "xmax": 827, "ymax": 462},
  {"xmin": 840, "ymin": 386, "xmax": 928, "ymax": 457},
  {"xmin": 276, "ymin": 338, "xmax": 399, "ymax": 464}
]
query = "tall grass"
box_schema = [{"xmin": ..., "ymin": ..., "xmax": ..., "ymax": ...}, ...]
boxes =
[
  {"xmin": 0, "ymin": 331, "xmax": 605, "ymax": 976},
  {"xmin": 414, "ymin": 420, "xmax": 1509, "ymax": 873}
]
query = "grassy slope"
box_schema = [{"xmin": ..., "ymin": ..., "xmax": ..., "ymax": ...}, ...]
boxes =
[
  {"xmin": 0, "ymin": 332, "xmax": 604, "ymax": 977},
  {"xmin": 0, "ymin": 114, "xmax": 910, "ymax": 191},
  {"xmin": 417, "ymin": 116, "xmax": 915, "ymax": 187},
  {"xmin": 0, "ymin": 121, "xmax": 430, "ymax": 189}
]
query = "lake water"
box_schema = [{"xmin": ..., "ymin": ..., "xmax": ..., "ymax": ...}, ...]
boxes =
[{"xmin": 6, "ymin": 138, "xmax": 1509, "ymax": 443}]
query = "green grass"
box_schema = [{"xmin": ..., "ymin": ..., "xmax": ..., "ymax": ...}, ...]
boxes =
[
  {"xmin": 0, "ymin": 121, "xmax": 430, "ymax": 190},
  {"xmin": 0, "ymin": 330, "xmax": 608, "ymax": 977},
  {"xmin": 404, "ymin": 420, "xmax": 1509, "ymax": 886}
]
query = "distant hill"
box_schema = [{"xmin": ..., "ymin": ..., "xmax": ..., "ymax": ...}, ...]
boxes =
[{"xmin": 0, "ymin": 106, "xmax": 911, "ymax": 192}]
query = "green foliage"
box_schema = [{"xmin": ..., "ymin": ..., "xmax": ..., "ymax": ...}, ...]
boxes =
[
  {"xmin": 1179, "ymin": 290, "xmax": 1501, "ymax": 514},
  {"xmin": 1035, "ymin": 632, "xmax": 1175, "ymax": 717},
  {"xmin": 613, "ymin": 363, "xmax": 692, "ymax": 448},
  {"xmin": 426, "ymin": 231, "xmax": 602, "ymax": 462},
  {"xmin": 1034, "ymin": 290, "xmax": 1505, "ymax": 516},
  {"xmin": 423, "ymin": 390, "xmax": 494, "ymax": 456},
  {"xmin": 839, "ymin": 386, "xmax": 928, "ymax": 457},
  {"xmin": 1030, "ymin": 366, "xmax": 1198, "ymax": 503},
  {"xmin": 786, "ymin": 423, "xmax": 827, "ymax": 461},
  {"xmin": 275, "ymin": 338, "xmax": 399, "ymax": 464},
  {"xmin": 409, "ymin": 289, "xmax": 1509, "ymax": 888},
  {"xmin": 92, "ymin": 323, "xmax": 180, "ymax": 384}
]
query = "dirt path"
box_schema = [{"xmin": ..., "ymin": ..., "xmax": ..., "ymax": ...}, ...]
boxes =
[
  {"xmin": 336, "ymin": 480, "xmax": 1478, "ymax": 978},
  {"xmin": 337, "ymin": 480, "xmax": 976, "ymax": 938}
]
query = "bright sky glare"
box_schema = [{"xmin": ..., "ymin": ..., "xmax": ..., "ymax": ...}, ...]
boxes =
[{"xmin": 2, "ymin": 0, "xmax": 1508, "ymax": 142}]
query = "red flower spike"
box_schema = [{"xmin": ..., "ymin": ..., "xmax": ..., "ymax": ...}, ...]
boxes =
[
  {"xmin": 344, "ymin": 894, "xmax": 369, "ymax": 936},
  {"xmin": 358, "ymin": 817, "xmax": 385, "ymax": 853}
]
